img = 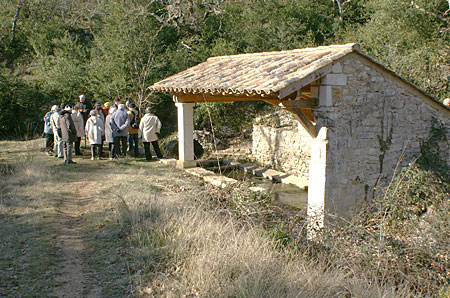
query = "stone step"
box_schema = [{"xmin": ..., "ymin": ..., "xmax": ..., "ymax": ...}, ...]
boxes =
[
  {"xmin": 185, "ymin": 167, "xmax": 215, "ymax": 177},
  {"xmin": 159, "ymin": 158, "xmax": 177, "ymax": 167},
  {"xmin": 205, "ymin": 164, "xmax": 239, "ymax": 172},
  {"xmin": 280, "ymin": 175, "xmax": 308, "ymax": 190},
  {"xmin": 185, "ymin": 167, "xmax": 238, "ymax": 188},
  {"xmin": 238, "ymin": 163, "xmax": 289, "ymax": 181},
  {"xmin": 203, "ymin": 175, "xmax": 238, "ymax": 189}
]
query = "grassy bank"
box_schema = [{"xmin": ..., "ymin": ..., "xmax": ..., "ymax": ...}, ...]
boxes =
[{"xmin": 1, "ymin": 139, "xmax": 449, "ymax": 297}]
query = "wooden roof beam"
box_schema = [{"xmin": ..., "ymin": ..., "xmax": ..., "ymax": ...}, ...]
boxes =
[
  {"xmin": 286, "ymin": 107, "xmax": 317, "ymax": 138},
  {"xmin": 279, "ymin": 98, "xmax": 318, "ymax": 109},
  {"xmin": 264, "ymin": 99, "xmax": 317, "ymax": 138},
  {"xmin": 174, "ymin": 93, "xmax": 278, "ymax": 103}
]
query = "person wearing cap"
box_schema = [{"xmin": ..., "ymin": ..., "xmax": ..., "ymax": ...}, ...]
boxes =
[
  {"xmin": 110, "ymin": 103, "xmax": 130, "ymax": 158},
  {"xmin": 103, "ymin": 102, "xmax": 111, "ymax": 118},
  {"xmin": 444, "ymin": 98, "xmax": 450, "ymax": 107},
  {"xmin": 113, "ymin": 96, "xmax": 121, "ymax": 109},
  {"xmin": 50, "ymin": 105, "xmax": 64, "ymax": 158},
  {"xmin": 105, "ymin": 107, "xmax": 117, "ymax": 159},
  {"xmin": 139, "ymin": 107, "xmax": 163, "ymax": 161},
  {"xmin": 127, "ymin": 103, "xmax": 140, "ymax": 157},
  {"xmin": 94, "ymin": 101, "xmax": 106, "ymax": 122},
  {"xmin": 43, "ymin": 107, "xmax": 54, "ymax": 155},
  {"xmin": 60, "ymin": 106, "xmax": 77, "ymax": 164},
  {"xmin": 85, "ymin": 110, "xmax": 105, "ymax": 160},
  {"xmin": 78, "ymin": 94, "xmax": 93, "ymax": 126},
  {"xmin": 72, "ymin": 103, "xmax": 85, "ymax": 156}
]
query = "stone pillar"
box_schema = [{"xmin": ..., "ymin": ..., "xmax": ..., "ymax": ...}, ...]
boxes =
[
  {"xmin": 307, "ymin": 127, "xmax": 329, "ymax": 234},
  {"xmin": 307, "ymin": 63, "xmax": 346, "ymax": 236},
  {"xmin": 176, "ymin": 102, "xmax": 196, "ymax": 168}
]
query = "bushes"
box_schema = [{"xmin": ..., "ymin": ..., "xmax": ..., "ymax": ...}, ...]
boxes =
[
  {"xmin": 0, "ymin": 70, "xmax": 48, "ymax": 138},
  {"xmin": 314, "ymin": 161, "xmax": 450, "ymax": 297}
]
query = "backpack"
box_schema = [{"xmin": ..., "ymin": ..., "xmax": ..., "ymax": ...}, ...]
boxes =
[{"xmin": 130, "ymin": 110, "xmax": 140, "ymax": 129}]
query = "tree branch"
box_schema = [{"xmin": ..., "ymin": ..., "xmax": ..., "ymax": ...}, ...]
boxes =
[
  {"xmin": 11, "ymin": 0, "xmax": 26, "ymax": 44},
  {"xmin": 411, "ymin": 1, "xmax": 450, "ymax": 25}
]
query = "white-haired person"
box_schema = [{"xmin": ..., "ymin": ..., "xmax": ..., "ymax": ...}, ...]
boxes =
[
  {"xmin": 105, "ymin": 106, "xmax": 116, "ymax": 159},
  {"xmin": 50, "ymin": 105, "xmax": 64, "ymax": 158},
  {"xmin": 78, "ymin": 94, "xmax": 93, "ymax": 126},
  {"xmin": 60, "ymin": 105, "xmax": 77, "ymax": 164},
  {"xmin": 109, "ymin": 103, "xmax": 129, "ymax": 158},
  {"xmin": 444, "ymin": 98, "xmax": 450, "ymax": 107},
  {"xmin": 139, "ymin": 107, "xmax": 163, "ymax": 161},
  {"xmin": 85, "ymin": 110, "xmax": 105, "ymax": 160},
  {"xmin": 72, "ymin": 103, "xmax": 85, "ymax": 156}
]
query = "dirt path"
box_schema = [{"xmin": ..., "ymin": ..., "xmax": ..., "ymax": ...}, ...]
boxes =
[{"xmin": 52, "ymin": 181, "xmax": 100, "ymax": 298}]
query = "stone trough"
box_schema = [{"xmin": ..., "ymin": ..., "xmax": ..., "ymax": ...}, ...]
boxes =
[{"xmin": 159, "ymin": 158, "xmax": 309, "ymax": 209}]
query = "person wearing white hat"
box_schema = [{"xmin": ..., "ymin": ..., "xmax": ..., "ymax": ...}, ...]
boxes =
[{"xmin": 50, "ymin": 105, "xmax": 64, "ymax": 158}]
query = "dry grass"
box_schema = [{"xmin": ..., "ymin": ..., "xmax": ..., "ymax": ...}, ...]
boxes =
[
  {"xmin": 1, "ymin": 139, "xmax": 445, "ymax": 297},
  {"xmin": 98, "ymin": 171, "xmax": 408, "ymax": 297}
]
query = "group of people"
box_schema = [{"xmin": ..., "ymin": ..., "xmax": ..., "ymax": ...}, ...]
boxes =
[{"xmin": 43, "ymin": 95, "xmax": 163, "ymax": 164}]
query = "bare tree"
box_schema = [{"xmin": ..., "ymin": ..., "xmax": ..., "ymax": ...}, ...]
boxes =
[
  {"xmin": 332, "ymin": 0, "xmax": 351, "ymax": 22},
  {"xmin": 11, "ymin": 0, "xmax": 26, "ymax": 44},
  {"xmin": 410, "ymin": 0, "xmax": 450, "ymax": 25}
]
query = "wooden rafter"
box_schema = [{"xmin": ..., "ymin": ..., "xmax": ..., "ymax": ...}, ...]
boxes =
[
  {"xmin": 286, "ymin": 107, "xmax": 317, "ymax": 138},
  {"xmin": 265, "ymin": 99, "xmax": 317, "ymax": 138},
  {"xmin": 279, "ymin": 98, "xmax": 318, "ymax": 109}
]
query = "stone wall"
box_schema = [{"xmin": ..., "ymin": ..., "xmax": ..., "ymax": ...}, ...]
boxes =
[
  {"xmin": 252, "ymin": 110, "xmax": 312, "ymax": 178},
  {"xmin": 313, "ymin": 53, "xmax": 450, "ymax": 216}
]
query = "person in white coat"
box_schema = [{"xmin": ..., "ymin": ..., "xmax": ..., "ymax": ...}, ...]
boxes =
[
  {"xmin": 50, "ymin": 105, "xmax": 64, "ymax": 158},
  {"xmin": 104, "ymin": 107, "xmax": 116, "ymax": 159},
  {"xmin": 138, "ymin": 107, "xmax": 163, "ymax": 161},
  {"xmin": 85, "ymin": 110, "xmax": 104, "ymax": 160},
  {"xmin": 72, "ymin": 104, "xmax": 85, "ymax": 156}
]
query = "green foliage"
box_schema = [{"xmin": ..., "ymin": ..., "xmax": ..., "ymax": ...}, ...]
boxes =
[
  {"xmin": 1, "ymin": 0, "xmax": 450, "ymax": 138},
  {"xmin": 32, "ymin": 33, "xmax": 90, "ymax": 101},
  {"xmin": 194, "ymin": 101, "xmax": 269, "ymax": 138},
  {"xmin": 0, "ymin": 70, "xmax": 47, "ymax": 138},
  {"xmin": 417, "ymin": 120, "xmax": 450, "ymax": 180},
  {"xmin": 376, "ymin": 164, "xmax": 449, "ymax": 232},
  {"xmin": 342, "ymin": 0, "xmax": 450, "ymax": 99}
]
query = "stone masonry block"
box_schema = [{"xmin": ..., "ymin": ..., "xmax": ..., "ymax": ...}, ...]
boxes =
[
  {"xmin": 322, "ymin": 74, "xmax": 347, "ymax": 86},
  {"xmin": 331, "ymin": 62, "xmax": 342, "ymax": 73},
  {"xmin": 319, "ymin": 85, "xmax": 332, "ymax": 106}
]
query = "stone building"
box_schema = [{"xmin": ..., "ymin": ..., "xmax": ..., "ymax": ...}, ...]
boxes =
[{"xmin": 149, "ymin": 43, "xmax": 450, "ymax": 225}]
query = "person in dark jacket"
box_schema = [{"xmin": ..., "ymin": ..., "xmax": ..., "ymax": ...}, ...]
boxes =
[
  {"xmin": 78, "ymin": 94, "xmax": 93, "ymax": 126},
  {"xmin": 60, "ymin": 106, "xmax": 77, "ymax": 164},
  {"xmin": 127, "ymin": 103, "xmax": 140, "ymax": 157}
]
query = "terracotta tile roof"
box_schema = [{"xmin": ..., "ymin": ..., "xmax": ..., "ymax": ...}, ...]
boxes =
[{"xmin": 149, "ymin": 43, "xmax": 360, "ymax": 98}]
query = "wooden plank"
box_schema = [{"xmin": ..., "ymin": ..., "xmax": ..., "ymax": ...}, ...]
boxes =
[
  {"xmin": 174, "ymin": 93, "xmax": 278, "ymax": 103},
  {"xmin": 265, "ymin": 99, "xmax": 316, "ymax": 137},
  {"xmin": 301, "ymin": 108, "xmax": 315, "ymax": 122},
  {"xmin": 278, "ymin": 64, "xmax": 332, "ymax": 99},
  {"xmin": 285, "ymin": 107, "xmax": 317, "ymax": 138},
  {"xmin": 279, "ymin": 98, "xmax": 318, "ymax": 109}
]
